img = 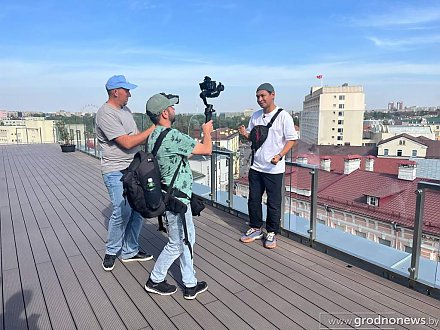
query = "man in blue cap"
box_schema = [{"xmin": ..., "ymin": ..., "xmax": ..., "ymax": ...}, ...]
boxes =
[{"xmin": 96, "ymin": 75, "xmax": 156, "ymax": 271}]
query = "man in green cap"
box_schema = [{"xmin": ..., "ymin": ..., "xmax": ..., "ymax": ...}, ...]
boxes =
[{"xmin": 143, "ymin": 92, "xmax": 213, "ymax": 299}]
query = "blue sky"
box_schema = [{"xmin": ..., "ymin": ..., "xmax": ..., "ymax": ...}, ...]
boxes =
[{"xmin": 1, "ymin": 0, "xmax": 440, "ymax": 114}]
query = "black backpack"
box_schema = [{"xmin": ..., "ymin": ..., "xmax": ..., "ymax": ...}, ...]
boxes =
[
  {"xmin": 121, "ymin": 128, "xmax": 194, "ymax": 257},
  {"xmin": 249, "ymin": 108, "xmax": 283, "ymax": 165},
  {"xmin": 121, "ymin": 128, "xmax": 171, "ymax": 220}
]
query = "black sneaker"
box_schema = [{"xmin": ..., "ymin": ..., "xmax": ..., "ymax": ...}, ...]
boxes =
[
  {"xmin": 144, "ymin": 278, "xmax": 177, "ymax": 296},
  {"xmin": 183, "ymin": 281, "xmax": 208, "ymax": 300},
  {"xmin": 122, "ymin": 251, "xmax": 153, "ymax": 263},
  {"xmin": 102, "ymin": 254, "xmax": 117, "ymax": 271}
]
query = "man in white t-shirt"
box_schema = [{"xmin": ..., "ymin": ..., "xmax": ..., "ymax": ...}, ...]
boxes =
[{"xmin": 238, "ymin": 83, "xmax": 298, "ymax": 248}]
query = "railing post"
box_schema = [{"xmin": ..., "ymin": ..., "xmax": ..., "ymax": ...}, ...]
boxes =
[
  {"xmin": 210, "ymin": 152, "xmax": 216, "ymax": 202},
  {"xmin": 409, "ymin": 186, "xmax": 425, "ymax": 288},
  {"xmin": 281, "ymin": 173, "xmax": 286, "ymax": 230},
  {"xmin": 93, "ymin": 133, "xmax": 97, "ymax": 157},
  {"xmin": 227, "ymin": 152, "xmax": 234, "ymax": 209},
  {"xmin": 308, "ymin": 166, "xmax": 318, "ymax": 246}
]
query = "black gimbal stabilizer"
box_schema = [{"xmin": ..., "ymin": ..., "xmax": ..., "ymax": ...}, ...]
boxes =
[{"xmin": 199, "ymin": 76, "xmax": 224, "ymax": 123}]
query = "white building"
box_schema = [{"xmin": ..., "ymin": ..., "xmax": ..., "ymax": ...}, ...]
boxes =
[{"xmin": 301, "ymin": 84, "xmax": 365, "ymax": 146}]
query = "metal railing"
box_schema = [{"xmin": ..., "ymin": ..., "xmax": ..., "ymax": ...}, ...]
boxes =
[
  {"xmin": 409, "ymin": 181, "xmax": 440, "ymax": 288},
  {"xmin": 201, "ymin": 153, "xmax": 439, "ymax": 293},
  {"xmin": 70, "ymin": 119, "xmax": 439, "ymax": 294}
]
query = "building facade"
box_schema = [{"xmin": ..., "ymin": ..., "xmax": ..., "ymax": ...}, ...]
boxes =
[
  {"xmin": 0, "ymin": 118, "xmax": 56, "ymax": 144},
  {"xmin": 211, "ymin": 128, "xmax": 240, "ymax": 178},
  {"xmin": 301, "ymin": 85, "xmax": 365, "ymax": 146}
]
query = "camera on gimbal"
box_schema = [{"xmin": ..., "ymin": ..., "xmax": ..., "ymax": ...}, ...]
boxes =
[
  {"xmin": 199, "ymin": 76, "xmax": 224, "ymax": 122},
  {"xmin": 199, "ymin": 76, "xmax": 224, "ymax": 99}
]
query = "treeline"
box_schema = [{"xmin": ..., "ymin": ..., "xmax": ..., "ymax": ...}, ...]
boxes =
[{"xmin": 51, "ymin": 111, "xmax": 300, "ymax": 136}]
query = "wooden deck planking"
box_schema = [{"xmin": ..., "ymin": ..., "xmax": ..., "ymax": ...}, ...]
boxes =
[
  {"xmin": 1, "ymin": 144, "xmax": 439, "ymax": 330},
  {"xmin": 197, "ymin": 208, "xmax": 439, "ymax": 329}
]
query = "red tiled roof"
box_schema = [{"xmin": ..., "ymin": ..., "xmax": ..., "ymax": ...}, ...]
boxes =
[
  {"xmin": 344, "ymin": 154, "xmax": 362, "ymax": 160},
  {"xmin": 317, "ymin": 170, "xmax": 440, "ymax": 235},
  {"xmin": 293, "ymin": 153, "xmax": 405, "ymax": 175}
]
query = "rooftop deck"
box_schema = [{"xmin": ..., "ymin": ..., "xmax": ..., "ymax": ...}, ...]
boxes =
[{"xmin": 1, "ymin": 144, "xmax": 439, "ymax": 330}]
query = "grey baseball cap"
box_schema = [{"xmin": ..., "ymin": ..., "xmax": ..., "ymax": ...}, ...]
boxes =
[
  {"xmin": 146, "ymin": 93, "xmax": 179, "ymax": 115},
  {"xmin": 256, "ymin": 82, "xmax": 275, "ymax": 93}
]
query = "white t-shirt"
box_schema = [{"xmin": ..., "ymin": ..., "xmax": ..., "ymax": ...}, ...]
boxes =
[{"xmin": 247, "ymin": 107, "xmax": 298, "ymax": 174}]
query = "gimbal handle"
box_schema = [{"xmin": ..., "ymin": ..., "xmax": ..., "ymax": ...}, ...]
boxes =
[{"xmin": 200, "ymin": 93, "xmax": 215, "ymax": 123}]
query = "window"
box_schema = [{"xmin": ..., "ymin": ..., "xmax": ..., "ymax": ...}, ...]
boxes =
[
  {"xmin": 378, "ymin": 237, "xmax": 391, "ymax": 247},
  {"xmin": 355, "ymin": 230, "xmax": 367, "ymax": 238},
  {"xmin": 338, "ymin": 120, "xmax": 344, "ymax": 125},
  {"xmin": 339, "ymin": 95, "xmax": 345, "ymax": 100},
  {"xmin": 384, "ymin": 148, "xmax": 389, "ymax": 156},
  {"xmin": 404, "ymin": 245, "xmax": 412, "ymax": 253},
  {"xmin": 367, "ymin": 196, "xmax": 379, "ymax": 206},
  {"xmin": 399, "ymin": 140, "xmax": 406, "ymax": 145},
  {"xmin": 337, "ymin": 136, "xmax": 343, "ymax": 140},
  {"xmin": 339, "ymin": 104, "xmax": 345, "ymax": 109},
  {"xmin": 317, "ymin": 219, "xmax": 325, "ymax": 225},
  {"xmin": 412, "ymin": 150, "xmax": 417, "ymax": 157},
  {"xmin": 397, "ymin": 149, "xmax": 403, "ymax": 157},
  {"xmin": 338, "ymin": 128, "xmax": 343, "ymax": 133},
  {"xmin": 338, "ymin": 111, "xmax": 344, "ymax": 116}
]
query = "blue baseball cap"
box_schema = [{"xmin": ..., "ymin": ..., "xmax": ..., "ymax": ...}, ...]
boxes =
[{"xmin": 105, "ymin": 75, "xmax": 138, "ymax": 90}]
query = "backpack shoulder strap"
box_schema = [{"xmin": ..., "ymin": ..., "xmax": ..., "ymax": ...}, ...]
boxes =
[
  {"xmin": 152, "ymin": 128, "xmax": 171, "ymax": 156},
  {"xmin": 267, "ymin": 108, "xmax": 283, "ymax": 128}
]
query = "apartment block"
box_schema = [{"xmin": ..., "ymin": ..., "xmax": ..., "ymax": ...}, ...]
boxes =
[{"xmin": 301, "ymin": 84, "xmax": 365, "ymax": 146}]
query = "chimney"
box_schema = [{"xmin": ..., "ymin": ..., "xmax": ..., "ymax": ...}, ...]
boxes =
[
  {"xmin": 296, "ymin": 155, "xmax": 308, "ymax": 165},
  {"xmin": 320, "ymin": 156, "xmax": 331, "ymax": 172},
  {"xmin": 398, "ymin": 161, "xmax": 417, "ymax": 181},
  {"xmin": 344, "ymin": 155, "xmax": 361, "ymax": 174},
  {"xmin": 365, "ymin": 156, "xmax": 375, "ymax": 172}
]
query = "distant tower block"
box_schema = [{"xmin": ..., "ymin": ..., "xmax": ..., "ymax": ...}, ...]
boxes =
[
  {"xmin": 388, "ymin": 102, "xmax": 395, "ymax": 110},
  {"xmin": 397, "ymin": 101, "xmax": 404, "ymax": 110}
]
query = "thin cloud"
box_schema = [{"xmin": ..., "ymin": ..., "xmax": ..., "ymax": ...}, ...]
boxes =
[
  {"xmin": 368, "ymin": 34, "xmax": 440, "ymax": 49},
  {"xmin": 353, "ymin": 6, "xmax": 440, "ymax": 27}
]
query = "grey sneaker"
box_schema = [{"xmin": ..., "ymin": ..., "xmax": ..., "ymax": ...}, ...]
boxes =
[
  {"xmin": 122, "ymin": 251, "xmax": 153, "ymax": 263},
  {"xmin": 184, "ymin": 281, "xmax": 208, "ymax": 300},
  {"xmin": 102, "ymin": 254, "xmax": 117, "ymax": 271},
  {"xmin": 144, "ymin": 278, "xmax": 177, "ymax": 296},
  {"xmin": 240, "ymin": 228, "xmax": 264, "ymax": 243},
  {"xmin": 264, "ymin": 232, "xmax": 277, "ymax": 249}
]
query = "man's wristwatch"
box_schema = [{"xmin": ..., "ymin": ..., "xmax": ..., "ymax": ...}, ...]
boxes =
[{"xmin": 277, "ymin": 154, "xmax": 283, "ymax": 160}]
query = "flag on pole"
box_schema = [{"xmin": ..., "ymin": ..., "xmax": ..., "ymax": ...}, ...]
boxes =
[{"xmin": 316, "ymin": 75, "xmax": 323, "ymax": 79}]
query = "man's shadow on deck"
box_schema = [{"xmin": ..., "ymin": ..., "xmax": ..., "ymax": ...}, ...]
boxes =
[{"xmin": 1, "ymin": 289, "xmax": 40, "ymax": 329}]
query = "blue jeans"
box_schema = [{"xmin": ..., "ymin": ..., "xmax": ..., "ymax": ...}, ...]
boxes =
[
  {"xmin": 102, "ymin": 171, "xmax": 143, "ymax": 259},
  {"xmin": 149, "ymin": 207, "xmax": 197, "ymax": 287}
]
